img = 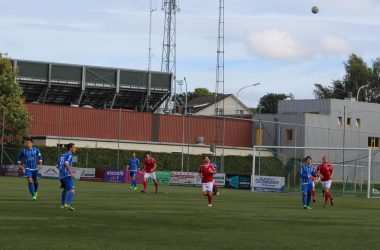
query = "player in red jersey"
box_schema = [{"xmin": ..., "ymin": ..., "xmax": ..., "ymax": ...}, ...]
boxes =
[
  {"xmin": 317, "ymin": 155, "xmax": 334, "ymax": 207},
  {"xmin": 198, "ymin": 156, "xmax": 217, "ymax": 207},
  {"xmin": 141, "ymin": 153, "xmax": 158, "ymax": 194}
]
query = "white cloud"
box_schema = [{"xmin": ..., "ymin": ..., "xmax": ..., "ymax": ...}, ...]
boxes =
[
  {"xmin": 246, "ymin": 29, "xmax": 311, "ymax": 60},
  {"xmin": 319, "ymin": 35, "xmax": 352, "ymax": 57}
]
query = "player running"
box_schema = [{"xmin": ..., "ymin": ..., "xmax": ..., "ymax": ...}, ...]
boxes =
[
  {"xmin": 199, "ymin": 156, "xmax": 217, "ymax": 207},
  {"xmin": 127, "ymin": 152, "xmax": 140, "ymax": 190},
  {"xmin": 58, "ymin": 143, "xmax": 77, "ymax": 211},
  {"xmin": 17, "ymin": 138, "xmax": 43, "ymax": 201},
  {"xmin": 141, "ymin": 153, "xmax": 158, "ymax": 194},
  {"xmin": 317, "ymin": 155, "xmax": 334, "ymax": 208},
  {"xmin": 300, "ymin": 156, "xmax": 317, "ymax": 209}
]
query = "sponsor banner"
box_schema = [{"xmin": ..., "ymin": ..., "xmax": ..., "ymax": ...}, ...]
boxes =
[
  {"xmin": 170, "ymin": 171, "xmax": 225, "ymax": 186},
  {"xmin": 147, "ymin": 171, "xmax": 171, "ymax": 185},
  {"xmin": 238, "ymin": 175, "xmax": 251, "ymax": 190},
  {"xmin": 226, "ymin": 175, "xmax": 251, "ymax": 190},
  {"xmin": 252, "ymin": 175, "xmax": 285, "ymax": 192},
  {"xmin": 0, "ymin": 165, "xmax": 23, "ymax": 177},
  {"xmin": 40, "ymin": 166, "xmax": 95, "ymax": 179},
  {"xmin": 103, "ymin": 169, "xmax": 126, "ymax": 183}
]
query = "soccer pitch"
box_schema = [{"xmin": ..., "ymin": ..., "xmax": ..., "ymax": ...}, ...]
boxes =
[{"xmin": 1, "ymin": 177, "xmax": 379, "ymax": 250}]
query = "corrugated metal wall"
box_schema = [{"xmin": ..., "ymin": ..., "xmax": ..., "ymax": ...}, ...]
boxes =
[{"xmin": 26, "ymin": 104, "xmax": 253, "ymax": 147}]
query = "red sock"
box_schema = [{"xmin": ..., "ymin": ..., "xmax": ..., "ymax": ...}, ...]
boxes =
[
  {"xmin": 329, "ymin": 192, "xmax": 333, "ymax": 200},
  {"xmin": 312, "ymin": 189, "xmax": 316, "ymax": 200},
  {"xmin": 143, "ymin": 181, "xmax": 147, "ymax": 191},
  {"xmin": 207, "ymin": 194, "xmax": 212, "ymax": 204},
  {"xmin": 324, "ymin": 191, "xmax": 329, "ymax": 205},
  {"xmin": 154, "ymin": 182, "xmax": 158, "ymax": 192},
  {"xmin": 213, "ymin": 184, "xmax": 219, "ymax": 192}
]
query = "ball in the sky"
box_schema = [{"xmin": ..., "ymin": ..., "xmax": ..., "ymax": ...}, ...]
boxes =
[{"xmin": 311, "ymin": 6, "xmax": 319, "ymax": 14}]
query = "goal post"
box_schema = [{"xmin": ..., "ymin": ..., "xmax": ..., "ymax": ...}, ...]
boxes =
[{"xmin": 251, "ymin": 146, "xmax": 380, "ymax": 198}]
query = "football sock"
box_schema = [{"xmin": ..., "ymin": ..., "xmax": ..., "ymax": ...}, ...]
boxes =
[
  {"xmin": 154, "ymin": 182, "xmax": 158, "ymax": 192},
  {"xmin": 143, "ymin": 181, "xmax": 147, "ymax": 191},
  {"xmin": 207, "ymin": 194, "xmax": 212, "ymax": 204},
  {"xmin": 214, "ymin": 184, "xmax": 219, "ymax": 192},
  {"xmin": 302, "ymin": 193, "xmax": 307, "ymax": 206},
  {"xmin": 67, "ymin": 191, "xmax": 74, "ymax": 205},
  {"xmin": 133, "ymin": 180, "xmax": 137, "ymax": 187},
  {"xmin": 312, "ymin": 189, "xmax": 316, "ymax": 200},
  {"xmin": 61, "ymin": 190, "xmax": 67, "ymax": 205},
  {"xmin": 324, "ymin": 191, "xmax": 329, "ymax": 205},
  {"xmin": 28, "ymin": 182, "xmax": 35, "ymax": 196},
  {"xmin": 34, "ymin": 182, "xmax": 39, "ymax": 192}
]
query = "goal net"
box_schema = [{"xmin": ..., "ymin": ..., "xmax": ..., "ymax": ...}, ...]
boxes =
[{"xmin": 251, "ymin": 146, "xmax": 380, "ymax": 198}]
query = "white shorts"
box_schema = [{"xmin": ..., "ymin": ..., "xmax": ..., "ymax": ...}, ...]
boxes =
[
  {"xmin": 144, "ymin": 172, "xmax": 156, "ymax": 180},
  {"xmin": 321, "ymin": 180, "xmax": 332, "ymax": 189},
  {"xmin": 202, "ymin": 182, "xmax": 214, "ymax": 192}
]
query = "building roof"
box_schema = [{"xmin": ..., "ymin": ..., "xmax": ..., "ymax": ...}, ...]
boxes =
[{"xmin": 186, "ymin": 94, "xmax": 252, "ymax": 114}]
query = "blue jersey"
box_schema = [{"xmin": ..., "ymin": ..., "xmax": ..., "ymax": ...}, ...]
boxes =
[
  {"xmin": 17, "ymin": 147, "xmax": 42, "ymax": 170},
  {"xmin": 128, "ymin": 157, "xmax": 140, "ymax": 172},
  {"xmin": 211, "ymin": 163, "xmax": 218, "ymax": 172},
  {"xmin": 58, "ymin": 152, "xmax": 73, "ymax": 179},
  {"xmin": 300, "ymin": 164, "xmax": 317, "ymax": 185}
]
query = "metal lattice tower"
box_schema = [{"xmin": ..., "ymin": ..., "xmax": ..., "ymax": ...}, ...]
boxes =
[
  {"xmin": 161, "ymin": 0, "xmax": 179, "ymax": 112},
  {"xmin": 213, "ymin": 0, "xmax": 225, "ymax": 171}
]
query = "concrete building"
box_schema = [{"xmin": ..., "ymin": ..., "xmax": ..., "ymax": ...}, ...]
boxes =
[{"xmin": 253, "ymin": 98, "xmax": 380, "ymax": 182}]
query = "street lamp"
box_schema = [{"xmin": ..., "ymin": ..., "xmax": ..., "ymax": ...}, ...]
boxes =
[
  {"xmin": 235, "ymin": 83, "xmax": 261, "ymax": 115},
  {"xmin": 178, "ymin": 78, "xmax": 188, "ymax": 172},
  {"xmin": 356, "ymin": 84, "xmax": 370, "ymax": 102}
]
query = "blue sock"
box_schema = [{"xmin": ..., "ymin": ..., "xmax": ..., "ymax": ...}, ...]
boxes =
[
  {"xmin": 307, "ymin": 192, "xmax": 311, "ymax": 206},
  {"xmin": 133, "ymin": 180, "xmax": 136, "ymax": 187},
  {"xmin": 34, "ymin": 182, "xmax": 39, "ymax": 192},
  {"xmin": 28, "ymin": 182, "xmax": 35, "ymax": 197},
  {"xmin": 61, "ymin": 190, "xmax": 67, "ymax": 205},
  {"xmin": 67, "ymin": 191, "xmax": 74, "ymax": 205},
  {"xmin": 302, "ymin": 193, "xmax": 307, "ymax": 206}
]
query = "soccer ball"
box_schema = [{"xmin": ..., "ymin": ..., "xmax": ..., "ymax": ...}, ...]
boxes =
[{"xmin": 311, "ymin": 6, "xmax": 319, "ymax": 14}]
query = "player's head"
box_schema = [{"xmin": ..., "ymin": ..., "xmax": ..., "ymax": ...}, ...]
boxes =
[
  {"xmin": 203, "ymin": 155, "xmax": 210, "ymax": 163},
  {"xmin": 305, "ymin": 156, "xmax": 312, "ymax": 165},
  {"xmin": 132, "ymin": 151, "xmax": 136, "ymax": 157},
  {"xmin": 24, "ymin": 138, "xmax": 33, "ymax": 149},
  {"xmin": 67, "ymin": 143, "xmax": 76, "ymax": 154},
  {"xmin": 145, "ymin": 152, "xmax": 151, "ymax": 158},
  {"xmin": 322, "ymin": 155, "xmax": 329, "ymax": 164}
]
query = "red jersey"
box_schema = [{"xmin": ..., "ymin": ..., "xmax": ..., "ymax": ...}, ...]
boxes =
[
  {"xmin": 144, "ymin": 158, "xmax": 156, "ymax": 173},
  {"xmin": 198, "ymin": 163, "xmax": 216, "ymax": 183},
  {"xmin": 317, "ymin": 163, "xmax": 334, "ymax": 181}
]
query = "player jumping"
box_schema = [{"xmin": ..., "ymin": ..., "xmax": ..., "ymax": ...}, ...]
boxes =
[
  {"xmin": 58, "ymin": 143, "xmax": 77, "ymax": 211},
  {"xmin": 141, "ymin": 153, "xmax": 158, "ymax": 194},
  {"xmin": 127, "ymin": 152, "xmax": 140, "ymax": 191},
  {"xmin": 17, "ymin": 138, "xmax": 43, "ymax": 201},
  {"xmin": 317, "ymin": 155, "xmax": 334, "ymax": 208},
  {"xmin": 301, "ymin": 156, "xmax": 317, "ymax": 209},
  {"xmin": 199, "ymin": 156, "xmax": 217, "ymax": 207}
]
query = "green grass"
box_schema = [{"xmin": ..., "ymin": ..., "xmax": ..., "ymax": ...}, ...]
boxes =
[{"xmin": 1, "ymin": 177, "xmax": 380, "ymax": 250}]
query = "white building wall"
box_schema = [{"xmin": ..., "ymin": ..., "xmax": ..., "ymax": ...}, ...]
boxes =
[{"xmin": 195, "ymin": 96, "xmax": 250, "ymax": 116}]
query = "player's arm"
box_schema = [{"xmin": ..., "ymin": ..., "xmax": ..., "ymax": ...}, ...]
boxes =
[
  {"xmin": 311, "ymin": 166, "xmax": 318, "ymax": 177},
  {"xmin": 330, "ymin": 165, "xmax": 334, "ymax": 179},
  {"xmin": 37, "ymin": 148, "xmax": 43, "ymax": 169},
  {"xmin": 151, "ymin": 161, "xmax": 157, "ymax": 172},
  {"xmin": 126, "ymin": 159, "xmax": 130, "ymax": 169},
  {"xmin": 137, "ymin": 159, "xmax": 140, "ymax": 170},
  {"xmin": 209, "ymin": 166, "xmax": 216, "ymax": 174},
  {"xmin": 64, "ymin": 161, "xmax": 74, "ymax": 178}
]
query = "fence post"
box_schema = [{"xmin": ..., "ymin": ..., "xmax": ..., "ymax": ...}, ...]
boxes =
[
  {"xmin": 251, "ymin": 146, "xmax": 256, "ymax": 192},
  {"xmin": 367, "ymin": 148, "xmax": 372, "ymax": 198},
  {"xmin": 1, "ymin": 107, "xmax": 5, "ymax": 167}
]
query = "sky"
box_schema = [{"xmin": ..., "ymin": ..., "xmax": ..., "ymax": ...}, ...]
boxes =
[{"xmin": 1, "ymin": 0, "xmax": 380, "ymax": 107}]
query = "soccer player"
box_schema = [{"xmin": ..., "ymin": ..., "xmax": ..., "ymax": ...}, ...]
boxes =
[
  {"xmin": 127, "ymin": 152, "xmax": 140, "ymax": 190},
  {"xmin": 199, "ymin": 156, "xmax": 217, "ymax": 207},
  {"xmin": 141, "ymin": 152, "xmax": 158, "ymax": 193},
  {"xmin": 300, "ymin": 156, "xmax": 317, "ymax": 209},
  {"xmin": 317, "ymin": 155, "xmax": 334, "ymax": 208},
  {"xmin": 210, "ymin": 161, "xmax": 220, "ymax": 196},
  {"xmin": 58, "ymin": 143, "xmax": 77, "ymax": 211},
  {"xmin": 17, "ymin": 138, "xmax": 43, "ymax": 201}
]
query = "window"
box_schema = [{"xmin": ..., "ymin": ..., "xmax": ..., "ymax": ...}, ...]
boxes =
[
  {"xmin": 338, "ymin": 117, "xmax": 342, "ymax": 126},
  {"xmin": 347, "ymin": 117, "xmax": 352, "ymax": 127},
  {"xmin": 256, "ymin": 128, "xmax": 264, "ymax": 145},
  {"xmin": 356, "ymin": 119, "xmax": 361, "ymax": 128},
  {"xmin": 368, "ymin": 137, "xmax": 380, "ymax": 148},
  {"xmin": 215, "ymin": 108, "xmax": 224, "ymax": 116},
  {"xmin": 285, "ymin": 129, "xmax": 293, "ymax": 142},
  {"xmin": 236, "ymin": 110, "xmax": 244, "ymax": 115}
]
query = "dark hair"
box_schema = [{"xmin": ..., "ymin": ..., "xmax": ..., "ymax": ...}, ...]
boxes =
[
  {"xmin": 145, "ymin": 152, "xmax": 151, "ymax": 156},
  {"xmin": 67, "ymin": 143, "xmax": 75, "ymax": 150},
  {"xmin": 24, "ymin": 138, "xmax": 33, "ymax": 143},
  {"xmin": 304, "ymin": 156, "xmax": 312, "ymax": 161}
]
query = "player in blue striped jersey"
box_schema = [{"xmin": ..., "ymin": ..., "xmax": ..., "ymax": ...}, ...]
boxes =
[
  {"xmin": 127, "ymin": 152, "xmax": 140, "ymax": 190},
  {"xmin": 301, "ymin": 156, "xmax": 318, "ymax": 209},
  {"xmin": 17, "ymin": 138, "xmax": 43, "ymax": 201},
  {"xmin": 58, "ymin": 143, "xmax": 77, "ymax": 211}
]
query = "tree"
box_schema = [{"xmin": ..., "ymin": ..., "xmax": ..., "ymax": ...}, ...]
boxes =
[
  {"xmin": 257, "ymin": 93, "xmax": 287, "ymax": 114},
  {"xmin": 175, "ymin": 87, "xmax": 213, "ymax": 104},
  {"xmin": 0, "ymin": 53, "xmax": 30, "ymax": 142},
  {"xmin": 313, "ymin": 53, "xmax": 378, "ymax": 103}
]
